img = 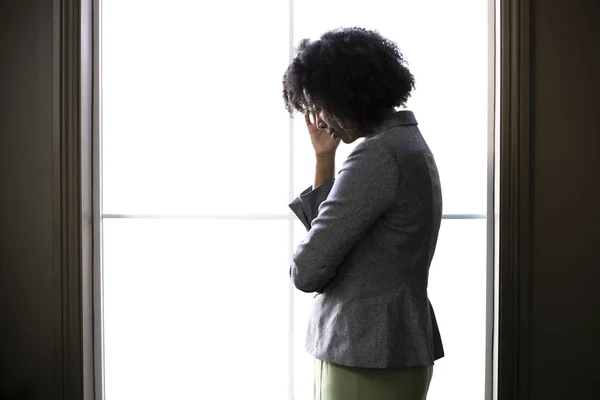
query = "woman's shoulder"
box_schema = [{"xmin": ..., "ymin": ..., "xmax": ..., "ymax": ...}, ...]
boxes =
[
  {"xmin": 348, "ymin": 134, "xmax": 396, "ymax": 160},
  {"xmin": 364, "ymin": 124, "xmax": 427, "ymax": 156}
]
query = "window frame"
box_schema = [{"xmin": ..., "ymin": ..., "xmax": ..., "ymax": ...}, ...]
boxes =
[{"xmin": 79, "ymin": 0, "xmax": 510, "ymax": 399}]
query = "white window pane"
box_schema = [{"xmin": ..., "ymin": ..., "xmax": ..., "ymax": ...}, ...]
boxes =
[
  {"xmin": 428, "ymin": 219, "xmax": 487, "ymax": 399},
  {"xmin": 102, "ymin": 0, "xmax": 290, "ymax": 215},
  {"xmin": 102, "ymin": 219, "xmax": 290, "ymax": 400},
  {"xmin": 293, "ymin": 0, "xmax": 488, "ymax": 214}
]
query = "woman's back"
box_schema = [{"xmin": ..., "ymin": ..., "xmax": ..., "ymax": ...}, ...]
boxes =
[{"xmin": 290, "ymin": 111, "xmax": 444, "ymax": 369}]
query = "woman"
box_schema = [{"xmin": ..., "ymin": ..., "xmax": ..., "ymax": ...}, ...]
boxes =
[{"xmin": 282, "ymin": 28, "xmax": 444, "ymax": 400}]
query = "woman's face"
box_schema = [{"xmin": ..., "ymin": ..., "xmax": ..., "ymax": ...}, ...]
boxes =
[{"xmin": 317, "ymin": 110, "xmax": 361, "ymax": 144}]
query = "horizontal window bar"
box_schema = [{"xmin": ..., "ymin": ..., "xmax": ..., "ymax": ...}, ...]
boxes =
[
  {"xmin": 102, "ymin": 213, "xmax": 288, "ymax": 220},
  {"xmin": 101, "ymin": 213, "xmax": 487, "ymax": 220},
  {"xmin": 443, "ymin": 214, "xmax": 487, "ymax": 219}
]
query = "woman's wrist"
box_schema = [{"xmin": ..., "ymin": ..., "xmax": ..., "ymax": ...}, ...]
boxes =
[
  {"xmin": 315, "ymin": 152, "xmax": 336, "ymax": 162},
  {"xmin": 314, "ymin": 154, "xmax": 335, "ymax": 189}
]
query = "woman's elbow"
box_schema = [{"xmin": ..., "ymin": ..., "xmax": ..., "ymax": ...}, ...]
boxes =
[{"xmin": 290, "ymin": 263, "xmax": 324, "ymax": 293}]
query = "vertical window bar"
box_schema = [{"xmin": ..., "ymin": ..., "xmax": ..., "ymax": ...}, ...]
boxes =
[
  {"xmin": 486, "ymin": 0, "xmax": 499, "ymax": 399},
  {"xmin": 93, "ymin": 0, "xmax": 105, "ymax": 398},
  {"xmin": 287, "ymin": 0, "xmax": 296, "ymax": 399}
]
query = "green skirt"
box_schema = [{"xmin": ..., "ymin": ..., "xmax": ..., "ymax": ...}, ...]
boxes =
[{"xmin": 314, "ymin": 359, "xmax": 433, "ymax": 400}]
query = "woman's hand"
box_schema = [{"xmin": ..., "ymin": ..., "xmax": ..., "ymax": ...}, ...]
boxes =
[
  {"xmin": 304, "ymin": 111, "xmax": 339, "ymax": 188},
  {"xmin": 305, "ymin": 111, "xmax": 341, "ymax": 157}
]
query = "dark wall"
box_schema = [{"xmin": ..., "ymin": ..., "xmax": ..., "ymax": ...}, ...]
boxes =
[
  {"xmin": 530, "ymin": 0, "xmax": 600, "ymax": 398},
  {"xmin": 0, "ymin": 1, "xmax": 59, "ymax": 399}
]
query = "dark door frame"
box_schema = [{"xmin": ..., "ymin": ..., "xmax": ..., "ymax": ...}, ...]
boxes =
[
  {"xmin": 52, "ymin": 0, "xmax": 94, "ymax": 398},
  {"xmin": 498, "ymin": 0, "xmax": 532, "ymax": 399}
]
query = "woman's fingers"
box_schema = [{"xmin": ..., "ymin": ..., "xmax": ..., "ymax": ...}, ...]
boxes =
[
  {"xmin": 314, "ymin": 113, "xmax": 322, "ymax": 128},
  {"xmin": 304, "ymin": 111, "xmax": 314, "ymax": 127},
  {"xmin": 305, "ymin": 110, "xmax": 330, "ymax": 134},
  {"xmin": 314, "ymin": 113, "xmax": 329, "ymax": 130}
]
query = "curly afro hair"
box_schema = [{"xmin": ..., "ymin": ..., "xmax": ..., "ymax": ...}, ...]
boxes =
[{"xmin": 282, "ymin": 27, "xmax": 415, "ymax": 134}]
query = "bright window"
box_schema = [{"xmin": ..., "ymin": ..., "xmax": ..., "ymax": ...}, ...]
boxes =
[{"xmin": 100, "ymin": 1, "xmax": 491, "ymax": 399}]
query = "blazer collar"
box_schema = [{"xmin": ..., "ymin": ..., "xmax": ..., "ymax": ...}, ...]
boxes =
[{"xmin": 374, "ymin": 110, "xmax": 418, "ymax": 133}]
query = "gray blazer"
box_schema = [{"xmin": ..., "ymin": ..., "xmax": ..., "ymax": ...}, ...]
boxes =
[{"xmin": 289, "ymin": 111, "xmax": 444, "ymax": 369}]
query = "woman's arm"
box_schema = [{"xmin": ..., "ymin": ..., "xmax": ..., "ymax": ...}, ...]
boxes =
[
  {"xmin": 314, "ymin": 154, "xmax": 335, "ymax": 189},
  {"xmin": 290, "ymin": 140, "xmax": 400, "ymax": 293},
  {"xmin": 288, "ymin": 113, "xmax": 339, "ymax": 230}
]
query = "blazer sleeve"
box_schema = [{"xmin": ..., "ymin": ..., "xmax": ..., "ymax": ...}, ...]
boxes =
[
  {"xmin": 288, "ymin": 180, "xmax": 336, "ymax": 231},
  {"xmin": 290, "ymin": 140, "xmax": 400, "ymax": 293}
]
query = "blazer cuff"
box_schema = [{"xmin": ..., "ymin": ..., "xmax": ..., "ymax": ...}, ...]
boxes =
[
  {"xmin": 300, "ymin": 180, "xmax": 335, "ymax": 223},
  {"xmin": 289, "ymin": 196, "xmax": 310, "ymax": 230},
  {"xmin": 289, "ymin": 180, "xmax": 336, "ymax": 231}
]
